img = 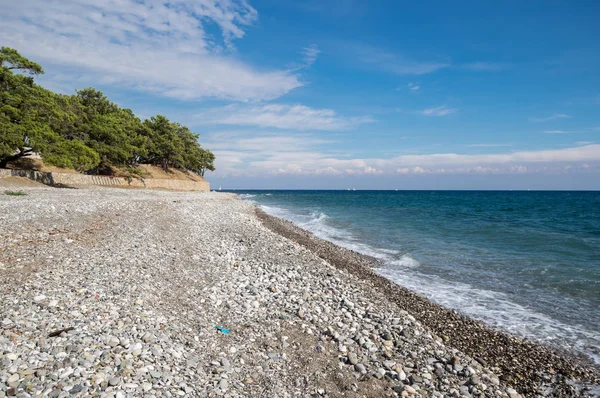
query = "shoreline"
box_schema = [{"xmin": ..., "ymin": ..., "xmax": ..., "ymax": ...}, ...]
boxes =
[
  {"xmin": 255, "ymin": 206, "xmax": 600, "ymax": 396},
  {"xmin": 1, "ymin": 187, "xmax": 598, "ymax": 397}
]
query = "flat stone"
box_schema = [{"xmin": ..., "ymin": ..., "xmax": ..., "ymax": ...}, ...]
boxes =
[
  {"xmin": 468, "ymin": 376, "xmax": 480, "ymax": 386},
  {"xmin": 354, "ymin": 363, "xmax": 366, "ymax": 374},
  {"xmin": 375, "ymin": 368, "xmax": 386, "ymax": 379},
  {"xmin": 7, "ymin": 374, "xmax": 19, "ymax": 387},
  {"xmin": 142, "ymin": 332, "xmax": 156, "ymax": 343},
  {"xmin": 59, "ymin": 368, "xmax": 73, "ymax": 379},
  {"xmin": 69, "ymin": 385, "xmax": 83, "ymax": 394},
  {"xmin": 392, "ymin": 384, "xmax": 404, "ymax": 393},
  {"xmin": 409, "ymin": 374, "xmax": 423, "ymax": 385},
  {"xmin": 395, "ymin": 370, "xmax": 406, "ymax": 381},
  {"xmin": 7, "ymin": 373, "xmax": 19, "ymax": 382},
  {"xmin": 347, "ymin": 352, "xmax": 358, "ymax": 365},
  {"xmin": 219, "ymin": 379, "xmax": 229, "ymax": 390}
]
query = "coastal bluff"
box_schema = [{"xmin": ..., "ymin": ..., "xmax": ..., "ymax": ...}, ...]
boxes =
[{"xmin": 0, "ymin": 168, "xmax": 209, "ymax": 191}]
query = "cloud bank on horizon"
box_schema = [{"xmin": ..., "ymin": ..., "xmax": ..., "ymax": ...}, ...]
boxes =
[{"xmin": 1, "ymin": 0, "xmax": 599, "ymax": 188}]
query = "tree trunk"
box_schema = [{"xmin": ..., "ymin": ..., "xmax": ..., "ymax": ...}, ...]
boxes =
[{"xmin": 0, "ymin": 148, "xmax": 31, "ymax": 168}]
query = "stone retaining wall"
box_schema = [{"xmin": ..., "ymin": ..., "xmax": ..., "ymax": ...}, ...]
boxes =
[{"xmin": 0, "ymin": 169, "xmax": 210, "ymax": 191}]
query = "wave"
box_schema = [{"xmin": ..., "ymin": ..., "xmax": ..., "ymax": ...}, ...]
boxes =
[
  {"xmin": 258, "ymin": 204, "xmax": 412, "ymax": 267},
  {"xmin": 377, "ymin": 268, "xmax": 600, "ymax": 366},
  {"xmin": 249, "ymin": 199, "xmax": 600, "ymax": 366}
]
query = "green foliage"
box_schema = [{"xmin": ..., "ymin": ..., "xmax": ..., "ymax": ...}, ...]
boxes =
[
  {"xmin": 1, "ymin": 47, "xmax": 43, "ymax": 75},
  {"xmin": 43, "ymin": 139, "xmax": 101, "ymax": 171},
  {"xmin": 0, "ymin": 59, "xmax": 91, "ymax": 169},
  {"xmin": 4, "ymin": 190, "xmax": 28, "ymax": 196},
  {"xmin": 0, "ymin": 47, "xmax": 214, "ymax": 176}
]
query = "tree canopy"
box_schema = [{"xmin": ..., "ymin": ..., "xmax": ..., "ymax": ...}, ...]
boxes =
[{"xmin": 0, "ymin": 47, "xmax": 215, "ymax": 175}]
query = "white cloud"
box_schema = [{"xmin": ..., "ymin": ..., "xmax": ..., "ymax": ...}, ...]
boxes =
[
  {"xmin": 347, "ymin": 43, "xmax": 449, "ymax": 75},
  {"xmin": 0, "ymin": 0, "xmax": 304, "ymax": 101},
  {"xmin": 300, "ymin": 44, "xmax": 321, "ymax": 68},
  {"xmin": 419, "ymin": 105, "xmax": 457, "ymax": 117},
  {"xmin": 407, "ymin": 82, "xmax": 420, "ymax": 91},
  {"xmin": 544, "ymin": 130, "xmax": 572, "ymax": 134},
  {"xmin": 206, "ymin": 132, "xmax": 335, "ymax": 151},
  {"xmin": 460, "ymin": 62, "xmax": 507, "ymax": 71},
  {"xmin": 207, "ymin": 130, "xmax": 600, "ymax": 177},
  {"xmin": 468, "ymin": 144, "xmax": 512, "ymax": 147},
  {"xmin": 575, "ymin": 141, "xmax": 593, "ymax": 146},
  {"xmin": 195, "ymin": 104, "xmax": 373, "ymax": 130},
  {"xmin": 530, "ymin": 114, "xmax": 571, "ymax": 123}
]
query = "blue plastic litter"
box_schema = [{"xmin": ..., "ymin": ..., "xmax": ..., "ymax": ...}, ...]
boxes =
[{"xmin": 215, "ymin": 325, "xmax": 230, "ymax": 334}]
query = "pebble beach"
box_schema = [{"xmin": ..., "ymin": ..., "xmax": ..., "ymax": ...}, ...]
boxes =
[{"xmin": 1, "ymin": 187, "xmax": 598, "ymax": 398}]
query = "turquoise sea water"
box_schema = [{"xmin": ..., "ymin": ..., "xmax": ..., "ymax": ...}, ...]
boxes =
[{"xmin": 236, "ymin": 190, "xmax": 600, "ymax": 366}]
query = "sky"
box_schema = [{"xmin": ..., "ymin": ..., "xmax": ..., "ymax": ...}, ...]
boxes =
[{"xmin": 2, "ymin": 0, "xmax": 600, "ymax": 189}]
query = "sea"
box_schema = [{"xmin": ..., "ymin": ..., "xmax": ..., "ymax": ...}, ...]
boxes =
[{"xmin": 234, "ymin": 190, "xmax": 600, "ymax": 366}]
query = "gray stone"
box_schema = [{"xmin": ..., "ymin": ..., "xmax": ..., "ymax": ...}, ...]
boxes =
[
  {"xmin": 69, "ymin": 385, "xmax": 83, "ymax": 394},
  {"xmin": 392, "ymin": 384, "xmax": 404, "ymax": 393},
  {"xmin": 142, "ymin": 333, "xmax": 156, "ymax": 343},
  {"xmin": 7, "ymin": 374, "xmax": 19, "ymax": 383},
  {"xmin": 347, "ymin": 352, "xmax": 358, "ymax": 365},
  {"xmin": 468, "ymin": 376, "xmax": 480, "ymax": 386},
  {"xmin": 409, "ymin": 374, "xmax": 423, "ymax": 385}
]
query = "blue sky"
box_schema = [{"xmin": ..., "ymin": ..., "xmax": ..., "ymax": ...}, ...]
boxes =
[{"xmin": 2, "ymin": 0, "xmax": 599, "ymax": 189}]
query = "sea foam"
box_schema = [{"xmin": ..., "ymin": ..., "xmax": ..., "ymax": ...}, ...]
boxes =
[{"xmin": 253, "ymin": 199, "xmax": 600, "ymax": 366}]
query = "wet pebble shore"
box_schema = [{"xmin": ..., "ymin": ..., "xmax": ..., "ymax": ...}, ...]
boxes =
[{"xmin": 0, "ymin": 188, "xmax": 598, "ymax": 397}]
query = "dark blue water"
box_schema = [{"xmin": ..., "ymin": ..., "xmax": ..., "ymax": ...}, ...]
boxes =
[{"xmin": 235, "ymin": 190, "xmax": 600, "ymax": 365}]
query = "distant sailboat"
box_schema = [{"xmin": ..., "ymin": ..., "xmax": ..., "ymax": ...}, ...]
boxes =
[
  {"xmin": 219, "ymin": 185, "xmax": 222, "ymax": 191},
  {"xmin": 352, "ymin": 188, "xmax": 356, "ymax": 191}
]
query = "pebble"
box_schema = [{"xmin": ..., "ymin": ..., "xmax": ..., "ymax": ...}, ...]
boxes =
[
  {"xmin": 347, "ymin": 352, "xmax": 358, "ymax": 365},
  {"xmin": 354, "ymin": 363, "xmax": 367, "ymax": 374},
  {"xmin": 69, "ymin": 385, "xmax": 83, "ymax": 394},
  {"xmin": 59, "ymin": 368, "xmax": 73, "ymax": 379},
  {"xmin": 0, "ymin": 190, "xmax": 591, "ymax": 398}
]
